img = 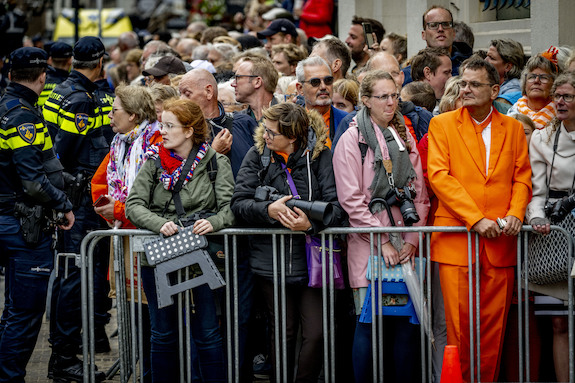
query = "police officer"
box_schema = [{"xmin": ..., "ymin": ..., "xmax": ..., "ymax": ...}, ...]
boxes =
[
  {"xmin": 37, "ymin": 41, "xmax": 73, "ymax": 108},
  {"xmin": 0, "ymin": 47, "xmax": 74, "ymax": 382},
  {"xmin": 43, "ymin": 36, "xmax": 109, "ymax": 382}
]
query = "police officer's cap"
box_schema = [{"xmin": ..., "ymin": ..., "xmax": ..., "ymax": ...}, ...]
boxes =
[
  {"xmin": 73, "ymin": 36, "xmax": 107, "ymax": 61},
  {"xmin": 10, "ymin": 47, "xmax": 48, "ymax": 69},
  {"xmin": 50, "ymin": 42, "xmax": 73, "ymax": 59}
]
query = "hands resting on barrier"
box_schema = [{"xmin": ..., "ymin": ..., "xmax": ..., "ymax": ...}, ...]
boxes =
[
  {"xmin": 159, "ymin": 220, "xmax": 214, "ymax": 237},
  {"xmin": 530, "ymin": 217, "xmax": 551, "ymax": 235},
  {"xmin": 472, "ymin": 215, "xmax": 522, "ymax": 238}
]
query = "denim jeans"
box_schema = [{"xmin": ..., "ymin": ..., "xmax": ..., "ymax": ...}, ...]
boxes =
[
  {"xmin": 0, "ymin": 216, "xmax": 53, "ymax": 382},
  {"xmin": 141, "ymin": 266, "xmax": 226, "ymax": 383}
]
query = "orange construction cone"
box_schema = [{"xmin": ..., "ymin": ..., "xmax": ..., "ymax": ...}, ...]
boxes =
[{"xmin": 440, "ymin": 345, "xmax": 463, "ymax": 383}]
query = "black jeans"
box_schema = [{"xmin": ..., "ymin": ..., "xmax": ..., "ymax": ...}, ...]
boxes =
[{"xmin": 259, "ymin": 277, "xmax": 323, "ymax": 383}]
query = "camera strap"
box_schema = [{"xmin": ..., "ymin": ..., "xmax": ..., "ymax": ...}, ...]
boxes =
[
  {"xmin": 281, "ymin": 163, "xmax": 301, "ymax": 200},
  {"xmin": 544, "ymin": 126, "xmax": 561, "ymax": 204}
]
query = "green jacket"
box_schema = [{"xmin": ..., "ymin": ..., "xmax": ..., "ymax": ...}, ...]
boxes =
[{"xmin": 126, "ymin": 146, "xmax": 236, "ymax": 234}]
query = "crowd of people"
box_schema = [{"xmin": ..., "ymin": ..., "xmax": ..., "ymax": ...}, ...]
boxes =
[{"xmin": 0, "ymin": 2, "xmax": 574, "ymax": 383}]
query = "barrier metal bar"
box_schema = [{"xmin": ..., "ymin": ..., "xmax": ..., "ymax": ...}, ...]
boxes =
[
  {"xmin": 476, "ymin": 232, "xmax": 481, "ymax": 383},
  {"xmin": 80, "ymin": 225, "xmax": 575, "ymax": 383}
]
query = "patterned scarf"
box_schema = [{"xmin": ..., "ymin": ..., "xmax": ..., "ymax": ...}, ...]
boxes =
[
  {"xmin": 146, "ymin": 142, "xmax": 209, "ymax": 190},
  {"xmin": 107, "ymin": 120, "xmax": 159, "ymax": 203},
  {"xmin": 515, "ymin": 96, "xmax": 556, "ymax": 130}
]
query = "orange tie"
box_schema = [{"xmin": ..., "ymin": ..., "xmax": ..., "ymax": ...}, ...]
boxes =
[{"xmin": 473, "ymin": 116, "xmax": 492, "ymax": 170}]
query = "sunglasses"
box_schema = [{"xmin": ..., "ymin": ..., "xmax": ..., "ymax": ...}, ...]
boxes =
[{"xmin": 303, "ymin": 76, "xmax": 334, "ymax": 87}]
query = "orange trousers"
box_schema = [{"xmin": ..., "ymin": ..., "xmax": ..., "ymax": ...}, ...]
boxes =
[{"xmin": 439, "ymin": 249, "xmax": 514, "ymax": 382}]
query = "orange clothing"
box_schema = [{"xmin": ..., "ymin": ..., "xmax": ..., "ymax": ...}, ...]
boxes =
[
  {"xmin": 91, "ymin": 131, "xmax": 162, "ymax": 229},
  {"xmin": 427, "ymin": 107, "xmax": 532, "ymax": 267},
  {"xmin": 427, "ymin": 107, "xmax": 532, "ymax": 382},
  {"xmin": 322, "ymin": 110, "xmax": 332, "ymax": 149},
  {"xmin": 403, "ymin": 115, "xmax": 417, "ymax": 143},
  {"xmin": 439, "ymin": 250, "xmax": 514, "ymax": 382}
]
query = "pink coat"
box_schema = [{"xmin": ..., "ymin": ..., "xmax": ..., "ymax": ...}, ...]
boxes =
[{"xmin": 333, "ymin": 117, "xmax": 430, "ymax": 288}]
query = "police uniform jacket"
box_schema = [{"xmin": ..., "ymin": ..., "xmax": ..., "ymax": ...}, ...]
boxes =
[
  {"xmin": 37, "ymin": 66, "xmax": 69, "ymax": 108},
  {"xmin": 0, "ymin": 82, "xmax": 72, "ymax": 215},
  {"xmin": 42, "ymin": 70, "xmax": 108, "ymax": 175}
]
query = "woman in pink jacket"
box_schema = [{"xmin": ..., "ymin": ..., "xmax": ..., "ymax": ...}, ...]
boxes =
[{"xmin": 332, "ymin": 70, "xmax": 429, "ymax": 382}]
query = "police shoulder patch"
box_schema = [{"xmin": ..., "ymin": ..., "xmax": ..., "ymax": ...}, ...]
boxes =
[
  {"xmin": 17, "ymin": 123, "xmax": 36, "ymax": 144},
  {"xmin": 75, "ymin": 113, "xmax": 90, "ymax": 132}
]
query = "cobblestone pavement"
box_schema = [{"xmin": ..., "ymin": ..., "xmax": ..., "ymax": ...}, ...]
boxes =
[{"xmin": 26, "ymin": 314, "xmax": 122, "ymax": 383}]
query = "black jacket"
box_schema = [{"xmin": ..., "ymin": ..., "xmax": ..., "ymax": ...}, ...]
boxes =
[
  {"xmin": 231, "ymin": 110, "xmax": 346, "ymax": 282},
  {"xmin": 0, "ymin": 83, "xmax": 72, "ymax": 215}
]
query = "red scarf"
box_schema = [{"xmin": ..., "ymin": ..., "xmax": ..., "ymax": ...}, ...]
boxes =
[{"xmin": 158, "ymin": 144, "xmax": 184, "ymax": 173}]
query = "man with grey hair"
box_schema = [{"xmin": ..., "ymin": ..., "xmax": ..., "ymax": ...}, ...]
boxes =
[
  {"xmin": 296, "ymin": 56, "xmax": 348, "ymax": 148},
  {"xmin": 178, "ymin": 68, "xmax": 257, "ymax": 177},
  {"xmin": 310, "ymin": 37, "xmax": 351, "ymax": 81},
  {"xmin": 117, "ymin": 31, "xmax": 139, "ymax": 52}
]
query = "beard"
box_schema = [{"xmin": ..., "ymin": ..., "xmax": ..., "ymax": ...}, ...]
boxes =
[{"xmin": 313, "ymin": 97, "xmax": 332, "ymax": 107}]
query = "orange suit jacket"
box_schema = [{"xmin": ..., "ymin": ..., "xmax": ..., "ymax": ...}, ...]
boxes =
[{"xmin": 427, "ymin": 107, "xmax": 532, "ymax": 267}]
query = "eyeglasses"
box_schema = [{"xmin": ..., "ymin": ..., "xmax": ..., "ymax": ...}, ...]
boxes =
[
  {"xmin": 425, "ymin": 21, "xmax": 453, "ymax": 30},
  {"xmin": 233, "ymin": 74, "xmax": 258, "ymax": 81},
  {"xmin": 111, "ymin": 107, "xmax": 125, "ymax": 115},
  {"xmin": 371, "ymin": 93, "xmax": 399, "ymax": 101},
  {"xmin": 264, "ymin": 127, "xmax": 283, "ymax": 140},
  {"xmin": 159, "ymin": 122, "xmax": 186, "ymax": 130},
  {"xmin": 553, "ymin": 93, "xmax": 575, "ymax": 103},
  {"xmin": 458, "ymin": 80, "xmax": 494, "ymax": 90},
  {"xmin": 526, "ymin": 73, "xmax": 552, "ymax": 84},
  {"xmin": 303, "ymin": 76, "xmax": 334, "ymax": 87}
]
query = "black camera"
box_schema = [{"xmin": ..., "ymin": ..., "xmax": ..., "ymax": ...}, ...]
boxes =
[
  {"xmin": 384, "ymin": 186, "xmax": 420, "ymax": 226},
  {"xmin": 544, "ymin": 194, "xmax": 575, "ymax": 223},
  {"xmin": 254, "ymin": 185, "xmax": 334, "ymax": 225}
]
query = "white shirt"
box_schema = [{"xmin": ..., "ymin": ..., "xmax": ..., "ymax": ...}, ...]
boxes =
[{"xmin": 472, "ymin": 107, "xmax": 494, "ymax": 175}]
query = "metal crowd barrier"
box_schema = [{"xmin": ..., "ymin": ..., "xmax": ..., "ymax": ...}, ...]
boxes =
[{"xmin": 79, "ymin": 226, "xmax": 575, "ymax": 383}]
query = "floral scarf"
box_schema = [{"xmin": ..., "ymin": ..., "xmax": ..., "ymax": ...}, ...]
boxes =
[
  {"xmin": 107, "ymin": 120, "xmax": 159, "ymax": 203},
  {"xmin": 146, "ymin": 142, "xmax": 209, "ymax": 190},
  {"xmin": 515, "ymin": 96, "xmax": 556, "ymax": 130}
]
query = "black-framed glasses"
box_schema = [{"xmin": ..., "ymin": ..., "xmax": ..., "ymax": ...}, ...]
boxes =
[
  {"xmin": 371, "ymin": 93, "xmax": 399, "ymax": 101},
  {"xmin": 233, "ymin": 74, "xmax": 259, "ymax": 81},
  {"xmin": 264, "ymin": 127, "xmax": 283, "ymax": 140},
  {"xmin": 458, "ymin": 80, "xmax": 494, "ymax": 90},
  {"xmin": 111, "ymin": 107, "xmax": 125, "ymax": 115},
  {"xmin": 553, "ymin": 93, "xmax": 575, "ymax": 103},
  {"xmin": 425, "ymin": 21, "xmax": 453, "ymax": 30},
  {"xmin": 303, "ymin": 76, "xmax": 334, "ymax": 87},
  {"xmin": 527, "ymin": 73, "xmax": 552, "ymax": 84}
]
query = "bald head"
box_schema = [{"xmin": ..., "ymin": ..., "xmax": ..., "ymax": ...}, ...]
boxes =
[
  {"xmin": 179, "ymin": 69, "xmax": 218, "ymax": 109},
  {"xmin": 176, "ymin": 38, "xmax": 199, "ymax": 58},
  {"xmin": 365, "ymin": 52, "xmax": 404, "ymax": 90}
]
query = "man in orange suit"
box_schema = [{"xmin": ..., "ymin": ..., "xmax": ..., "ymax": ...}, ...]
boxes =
[{"xmin": 427, "ymin": 58, "xmax": 532, "ymax": 382}]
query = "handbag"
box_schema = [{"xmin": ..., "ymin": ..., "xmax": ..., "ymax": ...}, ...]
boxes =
[
  {"xmin": 527, "ymin": 128, "xmax": 575, "ymax": 285},
  {"xmin": 281, "ymin": 163, "xmax": 342, "ymax": 288},
  {"xmin": 305, "ymin": 235, "xmax": 344, "ymax": 289},
  {"xmin": 527, "ymin": 212, "xmax": 575, "ymax": 285}
]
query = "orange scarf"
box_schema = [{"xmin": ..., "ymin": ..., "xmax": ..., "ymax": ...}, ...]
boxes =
[{"xmin": 515, "ymin": 96, "xmax": 555, "ymax": 130}]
